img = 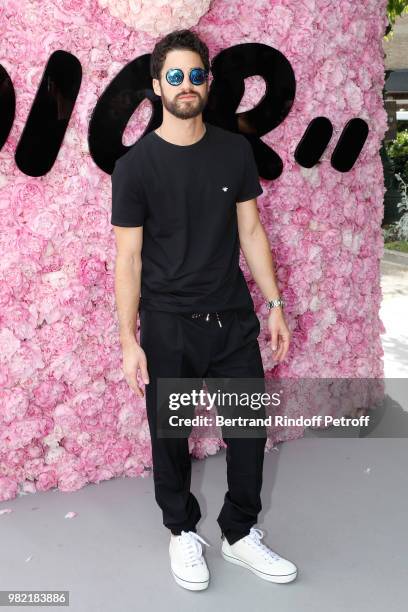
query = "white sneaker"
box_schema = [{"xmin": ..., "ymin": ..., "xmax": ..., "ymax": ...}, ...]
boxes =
[
  {"xmin": 169, "ymin": 530, "xmax": 211, "ymax": 591},
  {"xmin": 221, "ymin": 527, "xmax": 297, "ymax": 583}
]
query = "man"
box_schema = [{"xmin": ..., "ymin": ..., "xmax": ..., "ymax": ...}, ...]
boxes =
[{"xmin": 111, "ymin": 28, "xmax": 297, "ymax": 591}]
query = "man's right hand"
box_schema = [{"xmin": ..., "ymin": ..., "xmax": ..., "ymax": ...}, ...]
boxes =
[{"xmin": 122, "ymin": 339, "xmax": 150, "ymax": 398}]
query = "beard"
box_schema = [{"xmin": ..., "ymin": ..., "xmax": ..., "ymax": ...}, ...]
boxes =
[{"xmin": 160, "ymin": 88, "xmax": 208, "ymax": 119}]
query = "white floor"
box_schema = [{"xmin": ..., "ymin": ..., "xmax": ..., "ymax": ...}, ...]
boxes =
[{"xmin": 0, "ymin": 436, "xmax": 407, "ymax": 612}]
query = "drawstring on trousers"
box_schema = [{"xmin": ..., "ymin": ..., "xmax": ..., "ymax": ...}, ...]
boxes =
[{"xmin": 191, "ymin": 311, "xmax": 223, "ymax": 328}]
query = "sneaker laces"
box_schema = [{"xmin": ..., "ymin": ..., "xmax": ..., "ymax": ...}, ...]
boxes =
[
  {"xmin": 245, "ymin": 527, "xmax": 282, "ymax": 562},
  {"xmin": 177, "ymin": 531, "xmax": 211, "ymax": 568}
]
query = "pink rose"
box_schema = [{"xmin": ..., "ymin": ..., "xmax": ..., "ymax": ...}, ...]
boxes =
[{"xmin": 37, "ymin": 470, "xmax": 58, "ymax": 491}]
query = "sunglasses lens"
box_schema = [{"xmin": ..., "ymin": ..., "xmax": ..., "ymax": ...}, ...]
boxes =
[
  {"xmin": 166, "ymin": 68, "xmax": 183, "ymax": 85},
  {"xmin": 190, "ymin": 68, "xmax": 207, "ymax": 85}
]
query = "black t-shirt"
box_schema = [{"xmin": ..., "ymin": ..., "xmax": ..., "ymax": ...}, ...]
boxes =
[{"xmin": 111, "ymin": 121, "xmax": 263, "ymax": 313}]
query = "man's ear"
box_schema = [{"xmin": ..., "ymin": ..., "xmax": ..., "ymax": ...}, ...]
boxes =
[{"xmin": 152, "ymin": 78, "xmax": 161, "ymax": 97}]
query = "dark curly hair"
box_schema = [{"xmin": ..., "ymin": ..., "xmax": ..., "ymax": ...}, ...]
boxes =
[{"xmin": 150, "ymin": 29, "xmax": 210, "ymax": 81}]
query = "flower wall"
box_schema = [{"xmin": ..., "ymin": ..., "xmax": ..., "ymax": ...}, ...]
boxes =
[{"xmin": 0, "ymin": 0, "xmax": 388, "ymax": 501}]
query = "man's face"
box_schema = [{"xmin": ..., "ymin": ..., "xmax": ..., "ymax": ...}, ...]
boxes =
[{"xmin": 154, "ymin": 49, "xmax": 209, "ymax": 120}]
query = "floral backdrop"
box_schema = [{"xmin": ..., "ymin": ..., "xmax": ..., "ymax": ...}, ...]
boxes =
[{"xmin": 0, "ymin": 0, "xmax": 388, "ymax": 502}]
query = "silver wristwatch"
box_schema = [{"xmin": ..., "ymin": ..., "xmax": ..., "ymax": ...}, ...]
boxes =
[{"xmin": 265, "ymin": 297, "xmax": 284, "ymax": 310}]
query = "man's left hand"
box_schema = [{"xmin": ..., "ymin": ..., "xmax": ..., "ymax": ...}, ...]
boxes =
[{"xmin": 267, "ymin": 308, "xmax": 291, "ymax": 363}]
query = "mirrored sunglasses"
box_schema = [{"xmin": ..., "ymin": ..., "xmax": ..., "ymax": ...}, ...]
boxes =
[{"xmin": 165, "ymin": 67, "xmax": 208, "ymax": 86}]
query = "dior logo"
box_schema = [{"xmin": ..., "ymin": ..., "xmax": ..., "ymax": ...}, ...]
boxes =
[{"xmin": 1, "ymin": 43, "xmax": 370, "ymax": 178}]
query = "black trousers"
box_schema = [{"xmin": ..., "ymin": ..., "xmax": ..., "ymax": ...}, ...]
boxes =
[{"xmin": 139, "ymin": 307, "xmax": 267, "ymax": 546}]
